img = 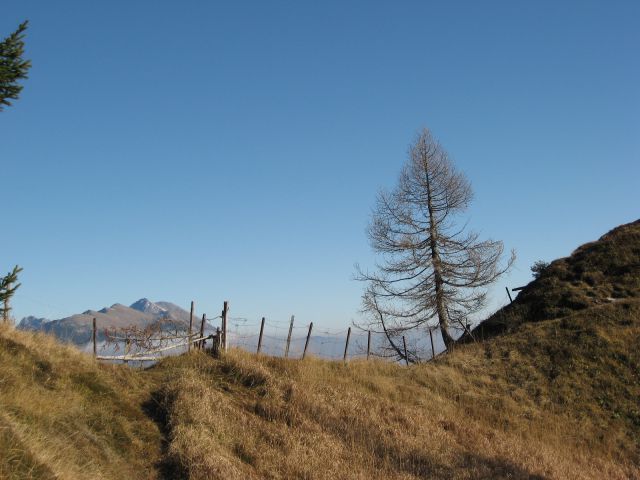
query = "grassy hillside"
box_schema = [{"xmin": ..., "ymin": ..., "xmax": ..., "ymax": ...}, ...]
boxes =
[
  {"xmin": 475, "ymin": 219, "xmax": 640, "ymax": 339},
  {"xmin": 1, "ymin": 220, "xmax": 638, "ymax": 479},
  {"xmin": 0, "ymin": 324, "xmax": 163, "ymax": 480},
  {"xmin": 151, "ymin": 300, "xmax": 639, "ymax": 480},
  {"xmin": 1, "ymin": 307, "xmax": 638, "ymax": 479}
]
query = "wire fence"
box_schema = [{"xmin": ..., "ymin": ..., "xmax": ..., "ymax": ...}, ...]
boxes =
[
  {"xmin": 223, "ymin": 315, "xmax": 447, "ymax": 362},
  {"xmin": 89, "ymin": 301, "xmax": 450, "ymax": 365}
]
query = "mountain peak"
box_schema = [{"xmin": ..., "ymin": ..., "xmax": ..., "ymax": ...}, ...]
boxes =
[
  {"xmin": 18, "ymin": 316, "xmax": 50, "ymax": 330},
  {"xmin": 17, "ymin": 298, "xmax": 193, "ymax": 345},
  {"xmin": 130, "ymin": 298, "xmax": 167, "ymax": 315}
]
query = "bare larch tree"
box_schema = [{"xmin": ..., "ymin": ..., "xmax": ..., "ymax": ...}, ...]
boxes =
[{"xmin": 357, "ymin": 128, "xmax": 514, "ymax": 359}]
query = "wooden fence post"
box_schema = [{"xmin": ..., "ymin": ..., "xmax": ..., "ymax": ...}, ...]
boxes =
[
  {"xmin": 505, "ymin": 286, "xmax": 513, "ymax": 303},
  {"xmin": 366, "ymin": 330, "xmax": 371, "ymax": 360},
  {"xmin": 222, "ymin": 301, "xmax": 229, "ymax": 351},
  {"xmin": 257, "ymin": 317, "xmax": 265, "ymax": 354},
  {"xmin": 199, "ymin": 314, "xmax": 206, "ymax": 350},
  {"xmin": 429, "ymin": 328, "xmax": 435, "ymax": 360},
  {"xmin": 343, "ymin": 327, "xmax": 351, "ymax": 362},
  {"xmin": 124, "ymin": 335, "xmax": 130, "ymax": 364},
  {"xmin": 302, "ymin": 322, "xmax": 313, "ymax": 359},
  {"xmin": 92, "ymin": 317, "xmax": 97, "ymax": 358},
  {"xmin": 188, "ymin": 301, "xmax": 194, "ymax": 352},
  {"xmin": 212, "ymin": 327, "xmax": 221, "ymax": 357},
  {"xmin": 402, "ymin": 336, "xmax": 409, "ymax": 366},
  {"xmin": 284, "ymin": 315, "xmax": 294, "ymax": 358},
  {"xmin": 221, "ymin": 307, "xmax": 225, "ymax": 347}
]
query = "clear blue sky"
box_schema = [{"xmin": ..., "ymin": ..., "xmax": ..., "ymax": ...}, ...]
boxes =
[{"xmin": 2, "ymin": 1, "xmax": 638, "ymax": 328}]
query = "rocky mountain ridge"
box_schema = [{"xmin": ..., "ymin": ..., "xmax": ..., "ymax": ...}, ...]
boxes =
[{"xmin": 17, "ymin": 298, "xmax": 195, "ymax": 344}]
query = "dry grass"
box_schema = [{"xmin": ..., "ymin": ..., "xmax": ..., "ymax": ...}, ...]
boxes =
[
  {"xmin": 0, "ymin": 323, "xmax": 163, "ymax": 480},
  {"xmin": 2, "ymin": 220, "xmax": 639, "ymax": 479},
  {"xmin": 154, "ymin": 301, "xmax": 639, "ymax": 479},
  {"xmin": 1, "ymin": 300, "xmax": 638, "ymax": 479},
  {"xmin": 479, "ymin": 219, "xmax": 640, "ymax": 338}
]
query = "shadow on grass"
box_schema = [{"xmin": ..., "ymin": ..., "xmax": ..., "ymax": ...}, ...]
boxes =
[
  {"xmin": 458, "ymin": 452, "xmax": 549, "ymax": 480},
  {"xmin": 142, "ymin": 390, "xmax": 188, "ymax": 480}
]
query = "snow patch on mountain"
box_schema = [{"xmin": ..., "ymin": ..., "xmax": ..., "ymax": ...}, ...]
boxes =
[{"xmin": 130, "ymin": 298, "xmax": 168, "ymax": 316}]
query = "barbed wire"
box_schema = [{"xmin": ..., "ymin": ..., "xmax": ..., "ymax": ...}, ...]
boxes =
[
  {"xmin": 91, "ymin": 307, "xmax": 447, "ymax": 364},
  {"xmin": 262, "ymin": 334, "xmax": 287, "ymax": 341}
]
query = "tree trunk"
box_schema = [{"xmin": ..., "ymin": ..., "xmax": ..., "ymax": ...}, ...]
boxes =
[
  {"xmin": 425, "ymin": 165, "xmax": 455, "ymax": 352},
  {"xmin": 433, "ymin": 270, "xmax": 455, "ymax": 351}
]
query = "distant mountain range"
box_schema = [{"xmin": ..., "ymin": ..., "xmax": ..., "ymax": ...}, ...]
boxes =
[{"xmin": 18, "ymin": 298, "xmax": 200, "ymax": 345}]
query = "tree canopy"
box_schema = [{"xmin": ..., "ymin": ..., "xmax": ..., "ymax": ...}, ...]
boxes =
[
  {"xmin": 0, "ymin": 20, "xmax": 30, "ymax": 111},
  {"xmin": 357, "ymin": 128, "xmax": 514, "ymax": 359},
  {"xmin": 1, "ymin": 265, "xmax": 22, "ymax": 323}
]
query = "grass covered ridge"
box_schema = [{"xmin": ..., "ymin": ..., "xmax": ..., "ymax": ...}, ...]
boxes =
[
  {"xmin": 477, "ymin": 219, "xmax": 640, "ymax": 338},
  {"xmin": 154, "ymin": 300, "xmax": 639, "ymax": 479},
  {"xmin": 1, "ymin": 219, "xmax": 639, "ymax": 479},
  {"xmin": 1, "ymin": 301, "xmax": 638, "ymax": 479}
]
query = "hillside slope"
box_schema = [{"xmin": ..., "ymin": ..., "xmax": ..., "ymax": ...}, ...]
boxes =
[
  {"xmin": 0, "ymin": 324, "xmax": 163, "ymax": 480},
  {"xmin": 1, "ymin": 220, "xmax": 638, "ymax": 479},
  {"xmin": 2, "ymin": 302, "xmax": 638, "ymax": 479},
  {"xmin": 150, "ymin": 299, "xmax": 639, "ymax": 480},
  {"xmin": 474, "ymin": 219, "xmax": 640, "ymax": 339}
]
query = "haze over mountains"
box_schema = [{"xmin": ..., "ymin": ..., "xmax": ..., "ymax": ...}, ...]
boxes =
[
  {"xmin": 17, "ymin": 298, "xmax": 433, "ymax": 360},
  {"xmin": 17, "ymin": 298, "xmax": 195, "ymax": 344}
]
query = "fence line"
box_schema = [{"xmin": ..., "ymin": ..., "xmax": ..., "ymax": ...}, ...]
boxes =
[
  {"xmin": 92, "ymin": 299, "xmax": 451, "ymax": 365},
  {"xmin": 96, "ymin": 334, "xmax": 214, "ymax": 362}
]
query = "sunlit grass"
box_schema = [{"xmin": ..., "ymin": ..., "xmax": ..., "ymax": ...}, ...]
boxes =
[
  {"xmin": 155, "ymin": 301, "xmax": 639, "ymax": 479},
  {"xmin": 1, "ymin": 220, "xmax": 639, "ymax": 479}
]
